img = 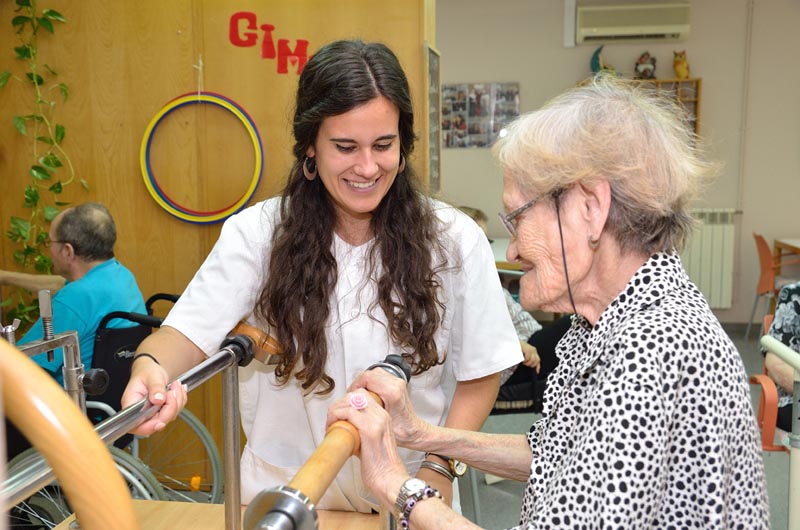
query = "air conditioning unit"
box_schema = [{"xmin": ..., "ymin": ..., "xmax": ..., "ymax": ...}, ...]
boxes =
[{"xmin": 576, "ymin": 3, "xmax": 690, "ymax": 44}]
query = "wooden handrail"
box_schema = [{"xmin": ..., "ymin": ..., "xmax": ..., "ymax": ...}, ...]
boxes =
[
  {"xmin": 287, "ymin": 390, "xmax": 384, "ymax": 504},
  {"xmin": 231, "ymin": 321, "xmax": 281, "ymax": 363},
  {"xmin": 1, "ymin": 339, "xmax": 138, "ymax": 530}
]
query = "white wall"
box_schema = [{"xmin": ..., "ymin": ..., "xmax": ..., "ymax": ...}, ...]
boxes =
[{"xmin": 436, "ymin": 0, "xmax": 800, "ymax": 323}]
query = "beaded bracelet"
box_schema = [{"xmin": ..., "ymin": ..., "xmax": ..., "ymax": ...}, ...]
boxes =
[
  {"xmin": 399, "ymin": 485, "xmax": 442, "ymax": 529},
  {"xmin": 132, "ymin": 352, "xmax": 161, "ymax": 366}
]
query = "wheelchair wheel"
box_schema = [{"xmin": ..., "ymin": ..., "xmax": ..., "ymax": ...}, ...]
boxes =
[
  {"xmin": 7, "ymin": 446, "xmax": 167, "ymax": 528},
  {"xmin": 134, "ymin": 408, "xmax": 224, "ymax": 503},
  {"xmin": 7, "ymin": 485, "xmax": 69, "ymax": 529}
]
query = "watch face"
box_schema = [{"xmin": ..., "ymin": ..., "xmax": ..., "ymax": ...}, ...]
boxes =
[
  {"xmin": 452, "ymin": 460, "xmax": 468, "ymax": 477},
  {"xmin": 404, "ymin": 478, "xmax": 427, "ymax": 492}
]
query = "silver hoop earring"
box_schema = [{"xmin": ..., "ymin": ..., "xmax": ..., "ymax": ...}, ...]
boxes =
[
  {"xmin": 588, "ymin": 235, "xmax": 600, "ymax": 249},
  {"xmin": 302, "ymin": 157, "xmax": 317, "ymax": 180}
]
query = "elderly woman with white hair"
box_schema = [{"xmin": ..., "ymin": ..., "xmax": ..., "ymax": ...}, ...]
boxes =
[{"xmin": 327, "ymin": 76, "xmax": 770, "ymax": 529}]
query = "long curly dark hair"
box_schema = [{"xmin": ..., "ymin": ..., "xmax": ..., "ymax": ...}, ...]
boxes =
[{"xmin": 255, "ymin": 40, "xmax": 448, "ymax": 394}]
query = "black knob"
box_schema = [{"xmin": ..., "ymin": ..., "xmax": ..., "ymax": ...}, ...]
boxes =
[
  {"xmin": 384, "ymin": 354, "xmax": 411, "ymax": 381},
  {"xmin": 366, "ymin": 354, "xmax": 412, "ymax": 383},
  {"xmin": 83, "ymin": 368, "xmax": 110, "ymax": 396},
  {"xmin": 221, "ymin": 334, "xmax": 256, "ymax": 367}
]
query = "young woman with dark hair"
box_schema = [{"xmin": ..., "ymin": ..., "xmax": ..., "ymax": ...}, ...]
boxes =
[{"xmin": 122, "ymin": 40, "xmax": 520, "ymax": 512}]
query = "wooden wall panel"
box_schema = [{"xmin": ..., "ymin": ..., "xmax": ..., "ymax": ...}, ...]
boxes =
[
  {"xmin": 1, "ymin": 0, "xmax": 431, "ymax": 297},
  {"xmin": 0, "ymin": 0, "xmax": 432, "ymax": 479}
]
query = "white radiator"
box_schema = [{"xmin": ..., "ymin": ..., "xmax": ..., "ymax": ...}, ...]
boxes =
[{"xmin": 680, "ymin": 208, "xmax": 736, "ymax": 309}]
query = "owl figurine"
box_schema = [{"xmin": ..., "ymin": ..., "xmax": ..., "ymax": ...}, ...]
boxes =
[
  {"xmin": 634, "ymin": 51, "xmax": 656, "ymax": 80},
  {"xmin": 673, "ymin": 50, "xmax": 690, "ymax": 80}
]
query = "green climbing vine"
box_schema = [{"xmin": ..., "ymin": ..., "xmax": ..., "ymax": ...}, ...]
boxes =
[{"xmin": 0, "ymin": 0, "xmax": 87, "ymax": 327}]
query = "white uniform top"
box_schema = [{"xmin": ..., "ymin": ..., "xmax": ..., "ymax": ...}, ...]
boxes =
[{"xmin": 164, "ymin": 197, "xmax": 522, "ymax": 511}]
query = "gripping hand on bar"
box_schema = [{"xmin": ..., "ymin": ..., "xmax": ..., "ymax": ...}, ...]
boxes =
[
  {"xmin": 121, "ymin": 321, "xmax": 272, "ymax": 436},
  {"xmin": 243, "ymin": 355, "xmax": 411, "ymax": 530}
]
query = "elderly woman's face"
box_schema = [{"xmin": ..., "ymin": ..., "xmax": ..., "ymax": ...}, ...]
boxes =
[{"xmin": 502, "ymin": 175, "xmax": 583, "ymax": 314}]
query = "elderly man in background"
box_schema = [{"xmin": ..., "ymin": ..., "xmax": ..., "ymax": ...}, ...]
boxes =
[{"xmin": 0, "ymin": 202, "xmax": 145, "ymax": 383}]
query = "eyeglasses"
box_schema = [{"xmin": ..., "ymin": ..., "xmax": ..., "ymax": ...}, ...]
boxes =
[
  {"xmin": 497, "ymin": 197, "xmax": 539, "ymax": 238},
  {"xmin": 44, "ymin": 239, "xmax": 66, "ymax": 248}
]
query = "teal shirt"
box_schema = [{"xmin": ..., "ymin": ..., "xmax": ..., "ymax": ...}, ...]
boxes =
[{"xmin": 19, "ymin": 258, "xmax": 146, "ymax": 385}]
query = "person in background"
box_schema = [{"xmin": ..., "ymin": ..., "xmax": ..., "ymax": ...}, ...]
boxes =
[
  {"xmin": 329, "ymin": 75, "xmax": 770, "ymax": 529},
  {"xmin": 1, "ymin": 202, "xmax": 145, "ymax": 383},
  {"xmin": 122, "ymin": 39, "xmax": 521, "ymax": 511},
  {"xmin": 764, "ymin": 281, "xmax": 800, "ymax": 445},
  {"xmin": 1, "ymin": 202, "xmax": 145, "ymax": 460},
  {"xmin": 457, "ymin": 205, "xmax": 571, "ymax": 413}
]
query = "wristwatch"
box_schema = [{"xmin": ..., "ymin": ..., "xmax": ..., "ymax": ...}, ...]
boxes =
[
  {"xmin": 394, "ymin": 477, "xmax": 428, "ymax": 516},
  {"xmin": 427, "ymin": 452, "xmax": 468, "ymax": 478}
]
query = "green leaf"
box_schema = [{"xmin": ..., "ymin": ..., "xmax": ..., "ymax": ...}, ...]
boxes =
[
  {"xmin": 55, "ymin": 200, "xmax": 71, "ymax": 207},
  {"xmin": 9, "ymin": 217, "xmax": 31, "ymax": 240},
  {"xmin": 35, "ymin": 232, "xmax": 49, "ymax": 245},
  {"xmin": 12, "ymin": 250, "xmax": 26, "ymax": 264},
  {"xmin": 43, "ymin": 64, "xmax": 57, "ymax": 76},
  {"xmin": 43, "ymin": 206, "xmax": 60, "ymax": 221},
  {"xmin": 48, "ymin": 181, "xmax": 63, "ymax": 193},
  {"xmin": 23, "ymin": 185, "xmax": 39, "ymax": 208},
  {"xmin": 34, "ymin": 254, "xmax": 53, "ymax": 274},
  {"xmin": 36, "ymin": 136, "xmax": 54, "ymax": 145},
  {"xmin": 38, "ymin": 17, "xmax": 54, "ymax": 34},
  {"xmin": 14, "ymin": 45, "xmax": 31, "ymax": 60},
  {"xmin": 30, "ymin": 165, "xmax": 51, "ymax": 180},
  {"xmin": 11, "ymin": 15, "xmax": 31, "ymax": 27},
  {"xmin": 13, "ymin": 116, "xmax": 27, "ymax": 135},
  {"xmin": 43, "ymin": 9, "xmax": 66, "ymax": 23},
  {"xmin": 58, "ymin": 82, "xmax": 69, "ymax": 102},
  {"xmin": 16, "ymin": 0, "xmax": 32, "ymax": 8},
  {"xmin": 55, "ymin": 124, "xmax": 65, "ymax": 144},
  {"xmin": 80, "ymin": 178, "xmax": 90, "ymax": 190},
  {"xmin": 40, "ymin": 153, "xmax": 62, "ymax": 168},
  {"xmin": 0, "ymin": 70, "xmax": 11, "ymax": 89},
  {"xmin": 26, "ymin": 72, "xmax": 43, "ymax": 86}
]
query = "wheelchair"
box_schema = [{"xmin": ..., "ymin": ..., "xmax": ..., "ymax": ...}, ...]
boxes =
[{"xmin": 7, "ymin": 293, "xmax": 223, "ymax": 529}]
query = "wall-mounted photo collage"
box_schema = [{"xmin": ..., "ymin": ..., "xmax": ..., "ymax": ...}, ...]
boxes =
[{"xmin": 442, "ymin": 82, "xmax": 519, "ymax": 148}]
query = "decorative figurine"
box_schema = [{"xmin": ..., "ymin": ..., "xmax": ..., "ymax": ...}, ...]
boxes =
[
  {"xmin": 673, "ymin": 50, "xmax": 690, "ymax": 80},
  {"xmin": 590, "ymin": 45, "xmax": 616, "ymax": 76},
  {"xmin": 634, "ymin": 51, "xmax": 656, "ymax": 79}
]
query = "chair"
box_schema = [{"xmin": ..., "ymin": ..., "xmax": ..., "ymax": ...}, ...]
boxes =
[
  {"xmin": 91, "ymin": 310, "xmax": 163, "ymax": 448},
  {"xmin": 748, "ymin": 314, "xmax": 790, "ymax": 453},
  {"xmin": 745, "ymin": 233, "xmax": 800, "ymax": 340}
]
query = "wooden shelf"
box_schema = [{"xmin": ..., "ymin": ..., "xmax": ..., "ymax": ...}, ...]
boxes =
[
  {"xmin": 634, "ymin": 78, "xmax": 702, "ymax": 135},
  {"xmin": 578, "ymin": 77, "xmax": 702, "ymax": 136}
]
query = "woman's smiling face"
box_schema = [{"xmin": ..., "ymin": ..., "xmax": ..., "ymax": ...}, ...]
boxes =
[{"xmin": 308, "ymin": 95, "xmax": 402, "ymax": 226}]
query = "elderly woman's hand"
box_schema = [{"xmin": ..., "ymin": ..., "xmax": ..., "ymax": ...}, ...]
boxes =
[
  {"xmin": 326, "ymin": 389, "xmax": 411, "ymax": 509},
  {"xmin": 345, "ymin": 367, "xmax": 428, "ymax": 447}
]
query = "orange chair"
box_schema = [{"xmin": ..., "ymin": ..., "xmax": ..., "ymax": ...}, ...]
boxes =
[
  {"xmin": 749, "ymin": 314, "xmax": 789, "ymax": 453},
  {"xmin": 745, "ymin": 233, "xmax": 800, "ymax": 340}
]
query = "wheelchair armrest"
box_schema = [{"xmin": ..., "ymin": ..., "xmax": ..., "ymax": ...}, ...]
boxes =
[
  {"xmin": 145, "ymin": 292, "xmax": 180, "ymax": 315},
  {"xmin": 98, "ymin": 311, "xmax": 163, "ymax": 330}
]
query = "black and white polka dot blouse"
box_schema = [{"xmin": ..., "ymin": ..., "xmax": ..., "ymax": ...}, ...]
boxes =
[{"xmin": 514, "ymin": 252, "xmax": 770, "ymax": 529}]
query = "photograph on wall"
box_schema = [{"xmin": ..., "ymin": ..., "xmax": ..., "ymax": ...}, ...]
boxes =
[
  {"xmin": 442, "ymin": 82, "xmax": 519, "ymax": 148},
  {"xmin": 426, "ymin": 43, "xmax": 442, "ymax": 192}
]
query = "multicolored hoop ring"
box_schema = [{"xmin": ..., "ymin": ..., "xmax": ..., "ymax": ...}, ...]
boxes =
[{"xmin": 140, "ymin": 91, "xmax": 264, "ymax": 224}]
